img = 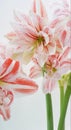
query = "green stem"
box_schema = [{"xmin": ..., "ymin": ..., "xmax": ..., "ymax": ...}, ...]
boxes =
[
  {"xmin": 58, "ymin": 73, "xmax": 71, "ymax": 130},
  {"xmin": 58, "ymin": 88, "xmax": 70, "ymax": 130},
  {"xmin": 46, "ymin": 94, "xmax": 54, "ymax": 130},
  {"xmin": 59, "ymin": 81, "xmax": 65, "ymax": 130}
]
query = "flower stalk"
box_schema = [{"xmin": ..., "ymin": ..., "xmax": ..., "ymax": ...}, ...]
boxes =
[
  {"xmin": 46, "ymin": 94, "xmax": 54, "ymax": 130},
  {"xmin": 59, "ymin": 80, "xmax": 65, "ymax": 130},
  {"xmin": 58, "ymin": 73, "xmax": 71, "ymax": 130}
]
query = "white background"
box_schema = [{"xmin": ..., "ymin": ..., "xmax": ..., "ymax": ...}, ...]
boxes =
[{"xmin": 0, "ymin": 0, "xmax": 71, "ymax": 130}]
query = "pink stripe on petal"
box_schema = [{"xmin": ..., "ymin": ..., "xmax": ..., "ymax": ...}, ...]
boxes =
[
  {"xmin": 2, "ymin": 76, "xmax": 38, "ymax": 90},
  {"xmin": 22, "ymin": 26, "xmax": 38, "ymax": 39},
  {"xmin": 32, "ymin": 0, "xmax": 37, "ymax": 13},
  {"xmin": 23, "ymin": 29, "xmax": 37, "ymax": 40},
  {"xmin": 29, "ymin": 67, "xmax": 41, "ymax": 78},
  {"xmin": 39, "ymin": 0, "xmax": 47, "ymax": 17},
  {"xmin": 1, "ymin": 61, "xmax": 19, "ymax": 81},
  {"xmin": 0, "ymin": 59, "xmax": 12, "ymax": 76},
  {"xmin": 61, "ymin": 30, "xmax": 67, "ymax": 43},
  {"xmin": 14, "ymin": 88, "xmax": 37, "ymax": 94},
  {"xmin": 12, "ymin": 78, "xmax": 38, "ymax": 94},
  {"xmin": 32, "ymin": 0, "xmax": 47, "ymax": 17},
  {"xmin": 14, "ymin": 78, "xmax": 38, "ymax": 88}
]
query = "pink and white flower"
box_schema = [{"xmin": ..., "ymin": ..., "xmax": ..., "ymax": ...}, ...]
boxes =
[
  {"xmin": 50, "ymin": 0, "xmax": 71, "ymax": 47},
  {"xmin": 0, "ymin": 57, "xmax": 38, "ymax": 120},
  {"xmin": 29, "ymin": 47, "xmax": 71, "ymax": 93},
  {"xmin": 6, "ymin": 0, "xmax": 55, "ymax": 64}
]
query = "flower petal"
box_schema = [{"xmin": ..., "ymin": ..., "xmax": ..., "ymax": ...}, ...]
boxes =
[
  {"xmin": 59, "ymin": 65, "xmax": 71, "ymax": 76},
  {"xmin": 39, "ymin": 0, "xmax": 47, "ymax": 17},
  {"xmin": 11, "ymin": 78, "xmax": 38, "ymax": 94},
  {"xmin": 1, "ymin": 61, "xmax": 19, "ymax": 80},
  {"xmin": 23, "ymin": 49, "xmax": 35, "ymax": 64},
  {"xmin": 60, "ymin": 59, "xmax": 71, "ymax": 67},
  {"xmin": 43, "ymin": 78, "xmax": 57, "ymax": 94},
  {"xmin": 32, "ymin": 0, "xmax": 47, "ymax": 17},
  {"xmin": 0, "ymin": 58, "xmax": 12, "ymax": 76},
  {"xmin": 0, "ymin": 58, "xmax": 38, "ymax": 95},
  {"xmin": 14, "ymin": 11, "xmax": 33, "ymax": 27},
  {"xmin": 58, "ymin": 47, "xmax": 71, "ymax": 61},
  {"xmin": 5, "ymin": 32, "xmax": 17, "ymax": 41},
  {"xmin": 0, "ymin": 106, "xmax": 10, "ymax": 121},
  {"xmin": 29, "ymin": 65, "xmax": 42, "ymax": 78}
]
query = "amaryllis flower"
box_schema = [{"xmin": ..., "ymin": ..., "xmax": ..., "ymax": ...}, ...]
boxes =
[
  {"xmin": 0, "ymin": 58, "xmax": 38, "ymax": 120},
  {"xmin": 50, "ymin": 0, "xmax": 71, "ymax": 47},
  {"xmin": 6, "ymin": 0, "xmax": 55, "ymax": 64},
  {"xmin": 29, "ymin": 47, "xmax": 71, "ymax": 93}
]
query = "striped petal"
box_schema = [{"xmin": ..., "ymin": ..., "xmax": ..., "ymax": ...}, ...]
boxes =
[
  {"xmin": 29, "ymin": 65, "xmax": 42, "ymax": 78},
  {"xmin": 50, "ymin": 18, "xmax": 61, "ymax": 28},
  {"xmin": 32, "ymin": 0, "xmax": 47, "ymax": 17},
  {"xmin": 43, "ymin": 78, "xmax": 57, "ymax": 94},
  {"xmin": 0, "ymin": 58, "xmax": 38, "ymax": 95},
  {"xmin": 60, "ymin": 59, "xmax": 71, "ymax": 67},
  {"xmin": 0, "ymin": 58, "xmax": 12, "ymax": 76},
  {"xmin": 39, "ymin": 0, "xmax": 47, "ymax": 17},
  {"xmin": 58, "ymin": 47, "xmax": 71, "ymax": 61},
  {"xmin": 5, "ymin": 32, "xmax": 17, "ymax": 41},
  {"xmin": 14, "ymin": 11, "xmax": 33, "ymax": 27}
]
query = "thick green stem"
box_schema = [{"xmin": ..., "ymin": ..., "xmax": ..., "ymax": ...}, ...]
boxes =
[
  {"xmin": 58, "ymin": 73, "xmax": 71, "ymax": 130},
  {"xmin": 59, "ymin": 81, "xmax": 65, "ymax": 130},
  {"xmin": 46, "ymin": 94, "xmax": 54, "ymax": 130},
  {"xmin": 58, "ymin": 88, "xmax": 70, "ymax": 130}
]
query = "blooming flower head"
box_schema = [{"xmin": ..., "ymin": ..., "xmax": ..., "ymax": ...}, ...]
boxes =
[
  {"xmin": 6, "ymin": 0, "xmax": 55, "ymax": 64},
  {"xmin": 50, "ymin": 0, "xmax": 71, "ymax": 47},
  {"xmin": 0, "ymin": 56, "xmax": 38, "ymax": 120},
  {"xmin": 29, "ymin": 47, "xmax": 71, "ymax": 93}
]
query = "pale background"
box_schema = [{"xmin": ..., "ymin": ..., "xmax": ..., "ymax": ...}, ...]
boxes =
[{"xmin": 0, "ymin": 0, "xmax": 71, "ymax": 130}]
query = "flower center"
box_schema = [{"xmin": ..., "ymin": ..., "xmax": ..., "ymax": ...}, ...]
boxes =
[
  {"xmin": 37, "ymin": 36, "xmax": 44, "ymax": 43},
  {"xmin": 42, "ymin": 63, "xmax": 57, "ymax": 77}
]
